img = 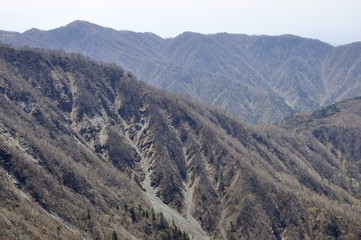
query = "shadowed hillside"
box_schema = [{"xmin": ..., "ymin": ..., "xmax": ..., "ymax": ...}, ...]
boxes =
[{"xmin": 1, "ymin": 45, "xmax": 361, "ymax": 239}]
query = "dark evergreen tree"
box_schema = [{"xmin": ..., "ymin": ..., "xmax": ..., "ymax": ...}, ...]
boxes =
[{"xmin": 111, "ymin": 230, "xmax": 118, "ymax": 240}]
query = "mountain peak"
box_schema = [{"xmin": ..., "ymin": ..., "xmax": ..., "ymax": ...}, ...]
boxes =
[
  {"xmin": 23, "ymin": 28, "xmax": 41, "ymax": 34},
  {"xmin": 64, "ymin": 20, "xmax": 104, "ymax": 31},
  {"xmin": 66, "ymin": 20, "xmax": 95, "ymax": 27}
]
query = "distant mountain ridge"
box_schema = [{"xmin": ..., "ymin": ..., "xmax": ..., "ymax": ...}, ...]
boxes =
[{"xmin": 1, "ymin": 20, "xmax": 361, "ymax": 123}]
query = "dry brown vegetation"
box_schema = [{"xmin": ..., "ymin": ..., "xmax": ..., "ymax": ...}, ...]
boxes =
[{"xmin": 0, "ymin": 45, "xmax": 361, "ymax": 239}]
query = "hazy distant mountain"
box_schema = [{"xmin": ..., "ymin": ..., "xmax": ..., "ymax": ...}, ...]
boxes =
[
  {"xmin": 1, "ymin": 20, "xmax": 360, "ymax": 123},
  {"xmin": 1, "ymin": 45, "xmax": 361, "ymax": 239}
]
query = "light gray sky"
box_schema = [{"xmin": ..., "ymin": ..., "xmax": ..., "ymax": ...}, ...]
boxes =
[{"xmin": 1, "ymin": 0, "xmax": 361, "ymax": 45}]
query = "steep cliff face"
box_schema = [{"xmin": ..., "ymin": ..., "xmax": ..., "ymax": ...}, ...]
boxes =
[{"xmin": 1, "ymin": 46, "xmax": 361, "ymax": 239}]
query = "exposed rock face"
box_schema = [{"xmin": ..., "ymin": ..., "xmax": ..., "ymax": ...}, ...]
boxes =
[
  {"xmin": 1, "ymin": 45, "xmax": 361, "ymax": 239},
  {"xmin": 1, "ymin": 21, "xmax": 361, "ymax": 123}
]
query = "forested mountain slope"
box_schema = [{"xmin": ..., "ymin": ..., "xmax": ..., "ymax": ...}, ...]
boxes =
[{"xmin": 0, "ymin": 45, "xmax": 361, "ymax": 239}]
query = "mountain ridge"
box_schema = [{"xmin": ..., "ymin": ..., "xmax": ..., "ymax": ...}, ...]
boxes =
[
  {"xmin": 1, "ymin": 20, "xmax": 360, "ymax": 123},
  {"xmin": 1, "ymin": 45, "xmax": 361, "ymax": 239}
]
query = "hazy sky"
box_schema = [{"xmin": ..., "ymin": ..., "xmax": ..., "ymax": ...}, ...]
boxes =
[{"xmin": 1, "ymin": 0, "xmax": 361, "ymax": 45}]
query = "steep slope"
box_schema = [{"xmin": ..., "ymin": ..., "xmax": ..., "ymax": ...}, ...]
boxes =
[
  {"xmin": 321, "ymin": 43, "xmax": 361, "ymax": 106},
  {"xmin": 2, "ymin": 21, "xmax": 361, "ymax": 123},
  {"xmin": 246, "ymin": 35, "xmax": 332, "ymax": 110},
  {"xmin": 0, "ymin": 21, "xmax": 167, "ymax": 95},
  {"xmin": 157, "ymin": 32, "xmax": 294, "ymax": 123},
  {"xmin": 280, "ymin": 97, "xmax": 361, "ymax": 188},
  {"xmin": 1, "ymin": 45, "xmax": 361, "ymax": 239},
  {"xmin": 0, "ymin": 46, "xmax": 199, "ymax": 240}
]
